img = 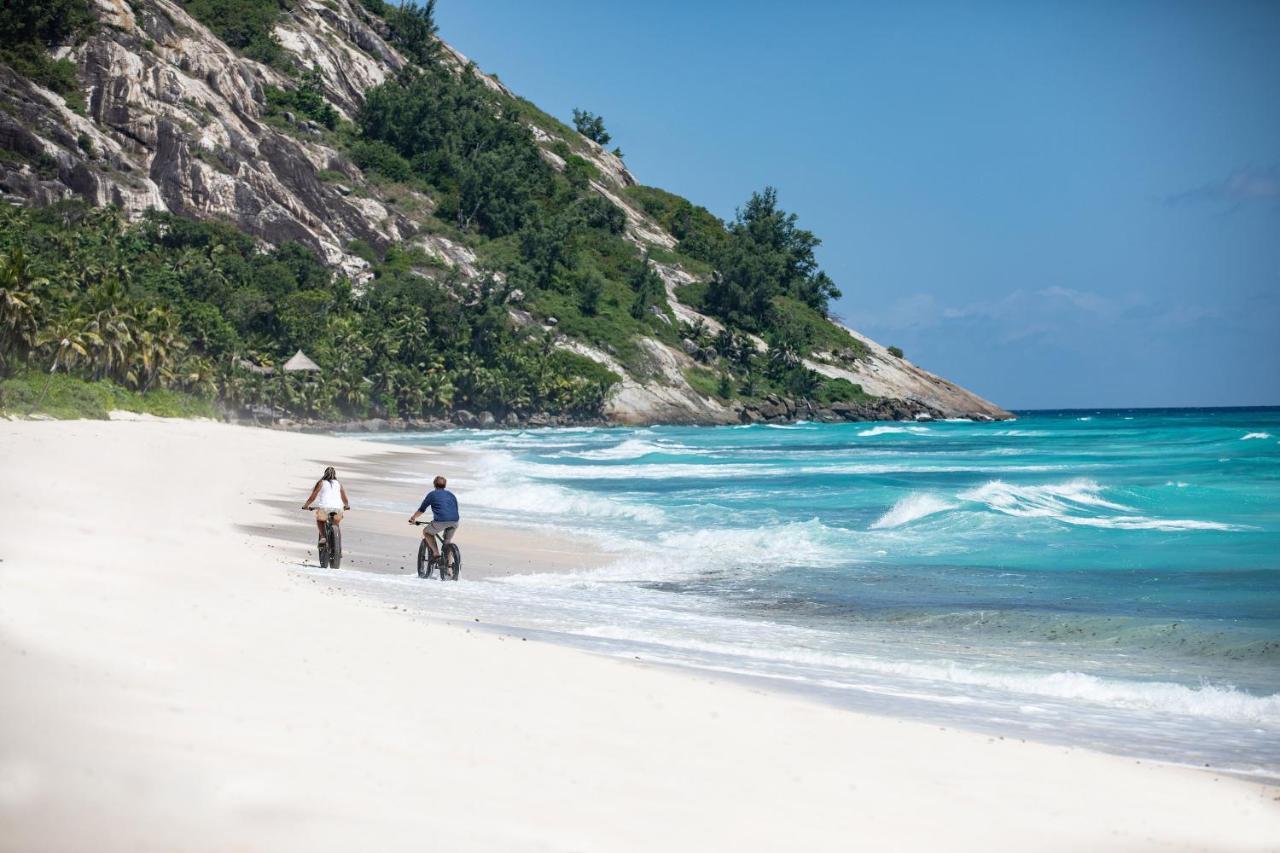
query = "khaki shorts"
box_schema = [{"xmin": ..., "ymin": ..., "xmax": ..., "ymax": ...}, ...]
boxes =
[
  {"xmin": 314, "ymin": 508, "xmax": 344, "ymax": 522},
  {"xmin": 422, "ymin": 520, "xmax": 458, "ymax": 542}
]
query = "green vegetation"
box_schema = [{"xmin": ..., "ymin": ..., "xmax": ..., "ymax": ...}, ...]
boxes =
[
  {"xmin": 572, "ymin": 109, "xmax": 610, "ymax": 146},
  {"xmin": 0, "ymin": 370, "xmax": 215, "ymax": 419},
  {"xmin": 181, "ymin": 0, "xmax": 288, "ymax": 67},
  {"xmin": 352, "ymin": 45, "xmax": 864, "ymax": 406},
  {"xmin": 682, "ymin": 365, "xmax": 730, "ymax": 400},
  {"xmin": 707, "ymin": 187, "xmax": 841, "ymax": 325},
  {"xmin": 888, "ymin": 345, "xmax": 904, "ymax": 358},
  {"xmin": 382, "ymin": 0, "xmax": 441, "ymax": 65},
  {"xmin": 0, "ymin": 0, "xmax": 93, "ymax": 110},
  {"xmin": 623, "ymin": 185, "xmax": 726, "ymax": 265},
  {"xmin": 673, "ymin": 315, "xmax": 871, "ymax": 405},
  {"xmin": 263, "ymin": 69, "xmax": 339, "ymax": 129},
  {"xmin": 0, "ymin": 203, "xmax": 617, "ymax": 421},
  {"xmin": 0, "ymin": 0, "xmax": 875, "ymax": 422},
  {"xmin": 359, "ymin": 65, "xmax": 552, "ymax": 236}
]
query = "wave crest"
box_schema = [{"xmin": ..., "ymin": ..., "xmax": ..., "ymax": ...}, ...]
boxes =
[
  {"xmin": 858, "ymin": 425, "xmax": 932, "ymax": 437},
  {"xmin": 872, "ymin": 494, "xmax": 957, "ymax": 529}
]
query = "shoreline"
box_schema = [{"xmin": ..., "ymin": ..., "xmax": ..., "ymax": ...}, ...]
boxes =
[{"xmin": 2, "ymin": 418, "xmax": 1278, "ymax": 851}]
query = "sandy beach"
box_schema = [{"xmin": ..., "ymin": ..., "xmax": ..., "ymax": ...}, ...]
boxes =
[{"xmin": 1, "ymin": 418, "xmax": 1278, "ymax": 852}]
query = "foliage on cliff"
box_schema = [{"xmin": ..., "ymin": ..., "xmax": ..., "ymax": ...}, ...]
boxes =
[
  {"xmin": 0, "ymin": 0, "xmax": 93, "ymax": 108},
  {"xmin": 0, "ymin": 203, "xmax": 616, "ymax": 420}
]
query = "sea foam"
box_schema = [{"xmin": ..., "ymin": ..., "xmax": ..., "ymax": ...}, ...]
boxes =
[
  {"xmin": 857, "ymin": 425, "xmax": 932, "ymax": 437},
  {"xmin": 871, "ymin": 494, "xmax": 958, "ymax": 529}
]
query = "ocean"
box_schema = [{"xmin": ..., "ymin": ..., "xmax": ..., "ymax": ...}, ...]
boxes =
[{"xmin": 345, "ymin": 408, "xmax": 1280, "ymax": 778}]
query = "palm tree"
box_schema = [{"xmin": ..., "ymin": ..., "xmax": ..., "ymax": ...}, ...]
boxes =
[
  {"xmin": 177, "ymin": 355, "xmax": 218, "ymax": 398},
  {"xmin": 131, "ymin": 306, "xmax": 186, "ymax": 391},
  {"xmin": 392, "ymin": 306, "xmax": 432, "ymax": 363},
  {"xmin": 0, "ymin": 247, "xmax": 44, "ymax": 369},
  {"xmin": 32, "ymin": 317, "xmax": 100, "ymax": 409}
]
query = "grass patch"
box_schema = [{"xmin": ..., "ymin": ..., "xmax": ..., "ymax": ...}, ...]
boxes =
[
  {"xmin": 508, "ymin": 96, "xmax": 587, "ymax": 153},
  {"xmin": 771, "ymin": 295, "xmax": 869, "ymax": 360},
  {"xmin": 683, "ymin": 365, "xmax": 733, "ymax": 400},
  {"xmin": 647, "ymin": 244, "xmax": 714, "ymax": 280},
  {"xmin": 674, "ymin": 280, "xmax": 709, "ymax": 309},
  {"xmin": 0, "ymin": 371, "xmax": 217, "ymax": 420}
]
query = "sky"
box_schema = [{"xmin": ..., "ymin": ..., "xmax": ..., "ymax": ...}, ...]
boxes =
[{"xmin": 438, "ymin": 1, "xmax": 1280, "ymax": 409}]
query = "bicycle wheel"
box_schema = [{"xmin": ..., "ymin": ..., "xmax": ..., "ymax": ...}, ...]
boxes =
[
  {"xmin": 329, "ymin": 523, "xmax": 342, "ymax": 570},
  {"xmin": 416, "ymin": 538, "xmax": 429, "ymax": 578},
  {"xmin": 318, "ymin": 537, "xmax": 329, "ymax": 569},
  {"xmin": 445, "ymin": 543, "xmax": 461, "ymax": 581}
]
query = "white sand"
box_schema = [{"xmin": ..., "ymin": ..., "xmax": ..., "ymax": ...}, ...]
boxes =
[{"xmin": 0, "ymin": 419, "xmax": 1277, "ymax": 852}]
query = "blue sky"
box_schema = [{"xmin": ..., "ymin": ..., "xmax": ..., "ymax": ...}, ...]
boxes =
[{"xmin": 439, "ymin": 1, "xmax": 1280, "ymax": 409}]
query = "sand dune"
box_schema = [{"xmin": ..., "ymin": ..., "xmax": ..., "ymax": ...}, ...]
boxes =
[{"xmin": 1, "ymin": 419, "xmax": 1277, "ymax": 851}]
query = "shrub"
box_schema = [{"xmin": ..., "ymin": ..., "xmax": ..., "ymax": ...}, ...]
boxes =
[
  {"xmin": 887, "ymin": 345, "xmax": 904, "ymax": 359},
  {"xmin": 623, "ymin": 185, "xmax": 725, "ymax": 264},
  {"xmin": 263, "ymin": 69, "xmax": 339, "ymax": 129},
  {"xmin": 346, "ymin": 139, "xmax": 412, "ymax": 183},
  {"xmin": 563, "ymin": 154, "xmax": 598, "ymax": 190},
  {"xmin": 358, "ymin": 65, "xmax": 551, "ymax": 236},
  {"xmin": 579, "ymin": 195, "xmax": 625, "ymax": 235},
  {"xmin": 182, "ymin": 0, "xmax": 288, "ymax": 67}
]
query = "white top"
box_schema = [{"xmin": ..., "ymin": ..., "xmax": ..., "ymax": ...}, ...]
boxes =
[{"xmin": 315, "ymin": 479, "xmax": 344, "ymax": 509}]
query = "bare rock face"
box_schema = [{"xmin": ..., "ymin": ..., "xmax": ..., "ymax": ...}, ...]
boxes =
[{"xmin": 0, "ymin": 0, "xmax": 418, "ymax": 278}]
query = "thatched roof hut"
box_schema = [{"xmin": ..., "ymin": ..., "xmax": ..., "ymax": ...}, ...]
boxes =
[{"xmin": 282, "ymin": 350, "xmax": 321, "ymax": 372}]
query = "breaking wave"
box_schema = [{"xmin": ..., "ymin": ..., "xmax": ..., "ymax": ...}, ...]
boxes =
[
  {"xmin": 867, "ymin": 480, "xmax": 1240, "ymax": 532},
  {"xmin": 872, "ymin": 494, "xmax": 958, "ymax": 529},
  {"xmin": 858, "ymin": 425, "xmax": 932, "ymax": 437}
]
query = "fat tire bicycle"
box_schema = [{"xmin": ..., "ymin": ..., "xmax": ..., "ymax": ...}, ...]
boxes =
[
  {"xmin": 304, "ymin": 508, "xmax": 343, "ymax": 569},
  {"xmin": 413, "ymin": 521, "xmax": 460, "ymax": 581}
]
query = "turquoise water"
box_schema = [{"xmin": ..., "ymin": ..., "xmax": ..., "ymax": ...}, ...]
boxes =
[{"xmin": 351, "ymin": 409, "xmax": 1280, "ymax": 777}]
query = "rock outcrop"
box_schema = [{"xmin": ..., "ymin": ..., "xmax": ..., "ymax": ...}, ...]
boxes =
[{"xmin": 0, "ymin": 0, "xmax": 1010, "ymax": 424}]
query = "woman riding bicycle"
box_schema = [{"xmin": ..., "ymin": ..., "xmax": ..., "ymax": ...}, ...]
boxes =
[{"xmin": 302, "ymin": 466, "xmax": 350, "ymax": 546}]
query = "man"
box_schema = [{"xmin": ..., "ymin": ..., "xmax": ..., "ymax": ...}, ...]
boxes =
[{"xmin": 409, "ymin": 475, "xmax": 460, "ymax": 570}]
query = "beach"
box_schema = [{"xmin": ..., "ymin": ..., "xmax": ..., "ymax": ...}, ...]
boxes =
[{"xmin": 1, "ymin": 418, "xmax": 1278, "ymax": 852}]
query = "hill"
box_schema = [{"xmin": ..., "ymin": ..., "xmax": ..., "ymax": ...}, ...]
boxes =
[{"xmin": 0, "ymin": 0, "xmax": 1009, "ymax": 425}]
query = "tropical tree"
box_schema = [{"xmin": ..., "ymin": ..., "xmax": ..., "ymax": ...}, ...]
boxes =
[
  {"xmin": 0, "ymin": 247, "xmax": 44, "ymax": 368},
  {"xmin": 572, "ymin": 109, "xmax": 611, "ymax": 146}
]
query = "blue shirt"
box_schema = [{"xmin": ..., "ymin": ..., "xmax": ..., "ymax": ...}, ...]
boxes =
[{"xmin": 418, "ymin": 488, "xmax": 460, "ymax": 522}]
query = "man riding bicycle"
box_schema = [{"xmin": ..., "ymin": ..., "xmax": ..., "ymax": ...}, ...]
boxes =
[{"xmin": 409, "ymin": 475, "xmax": 460, "ymax": 572}]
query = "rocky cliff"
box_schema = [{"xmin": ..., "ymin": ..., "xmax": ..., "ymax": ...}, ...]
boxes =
[{"xmin": 0, "ymin": 0, "xmax": 1009, "ymax": 424}]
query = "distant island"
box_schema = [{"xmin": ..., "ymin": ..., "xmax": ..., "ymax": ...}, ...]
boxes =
[{"xmin": 0, "ymin": 0, "xmax": 1007, "ymax": 426}]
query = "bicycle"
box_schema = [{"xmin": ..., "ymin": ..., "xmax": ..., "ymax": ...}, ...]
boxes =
[
  {"xmin": 412, "ymin": 521, "xmax": 460, "ymax": 581},
  {"xmin": 304, "ymin": 508, "xmax": 343, "ymax": 569}
]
